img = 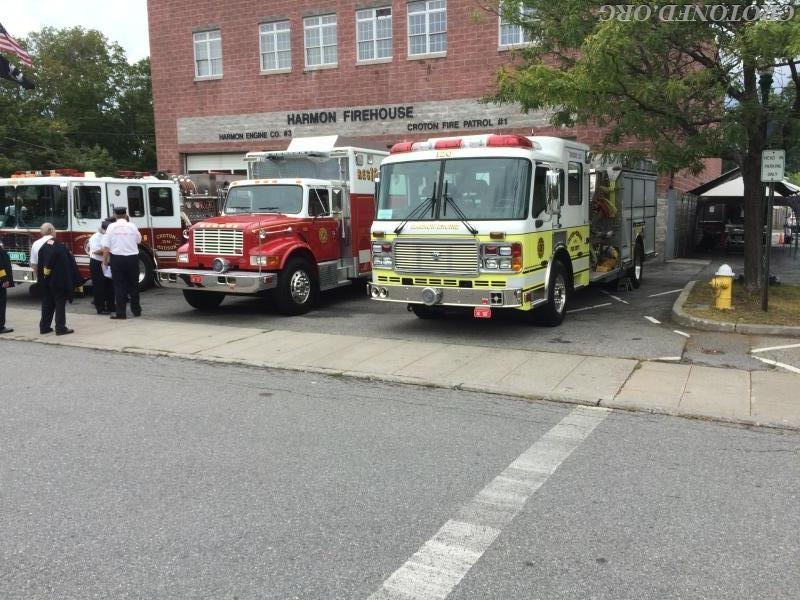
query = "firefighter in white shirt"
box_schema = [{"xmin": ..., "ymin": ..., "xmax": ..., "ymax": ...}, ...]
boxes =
[
  {"xmin": 30, "ymin": 222, "xmax": 55, "ymax": 279},
  {"xmin": 88, "ymin": 219, "xmax": 115, "ymax": 314},
  {"xmin": 102, "ymin": 207, "xmax": 143, "ymax": 319}
]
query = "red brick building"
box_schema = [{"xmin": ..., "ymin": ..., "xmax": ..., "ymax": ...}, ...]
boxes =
[{"xmin": 147, "ymin": 0, "xmax": 719, "ymax": 195}]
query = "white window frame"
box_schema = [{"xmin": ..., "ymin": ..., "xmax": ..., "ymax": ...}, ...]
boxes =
[
  {"xmin": 498, "ymin": 3, "xmax": 535, "ymax": 49},
  {"xmin": 407, "ymin": 0, "xmax": 447, "ymax": 58},
  {"xmin": 193, "ymin": 29, "xmax": 222, "ymax": 79},
  {"xmin": 356, "ymin": 7, "xmax": 393, "ymax": 64},
  {"xmin": 259, "ymin": 21, "xmax": 291, "ymax": 74},
  {"xmin": 304, "ymin": 14, "xmax": 338, "ymax": 69}
]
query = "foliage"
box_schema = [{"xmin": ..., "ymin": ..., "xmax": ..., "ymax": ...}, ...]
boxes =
[
  {"xmin": 492, "ymin": 0, "xmax": 800, "ymax": 289},
  {"xmin": 0, "ymin": 27, "xmax": 155, "ymax": 176}
]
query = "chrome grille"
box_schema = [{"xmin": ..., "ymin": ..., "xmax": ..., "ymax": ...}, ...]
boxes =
[
  {"xmin": 393, "ymin": 240, "xmax": 479, "ymax": 276},
  {"xmin": 193, "ymin": 228, "xmax": 244, "ymax": 256}
]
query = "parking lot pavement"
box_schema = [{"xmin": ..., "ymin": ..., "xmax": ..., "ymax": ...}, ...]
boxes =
[{"xmin": 3, "ymin": 257, "xmax": 795, "ymax": 372}]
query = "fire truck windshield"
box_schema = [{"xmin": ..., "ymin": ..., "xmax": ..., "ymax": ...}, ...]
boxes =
[
  {"xmin": 224, "ymin": 184, "xmax": 303, "ymax": 215},
  {"xmin": 377, "ymin": 158, "xmax": 531, "ymax": 221},
  {"xmin": 249, "ymin": 157, "xmax": 341, "ymax": 180},
  {"xmin": 0, "ymin": 184, "xmax": 68, "ymax": 229}
]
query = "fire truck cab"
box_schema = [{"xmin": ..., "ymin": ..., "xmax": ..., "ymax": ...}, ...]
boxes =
[
  {"xmin": 368, "ymin": 134, "xmax": 655, "ymax": 325},
  {"xmin": 0, "ymin": 171, "xmax": 184, "ymax": 289},
  {"xmin": 156, "ymin": 136, "xmax": 387, "ymax": 315}
]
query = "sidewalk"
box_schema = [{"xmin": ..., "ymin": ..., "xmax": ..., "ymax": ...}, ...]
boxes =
[{"xmin": 3, "ymin": 305, "xmax": 799, "ymax": 430}]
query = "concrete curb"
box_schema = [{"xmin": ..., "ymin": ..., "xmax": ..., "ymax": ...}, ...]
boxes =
[{"xmin": 672, "ymin": 280, "xmax": 800, "ymax": 337}]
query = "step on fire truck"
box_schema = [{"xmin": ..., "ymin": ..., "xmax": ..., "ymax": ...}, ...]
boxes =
[
  {"xmin": 367, "ymin": 134, "xmax": 656, "ymax": 325},
  {"xmin": 0, "ymin": 170, "xmax": 185, "ymax": 290},
  {"xmin": 156, "ymin": 136, "xmax": 387, "ymax": 315}
]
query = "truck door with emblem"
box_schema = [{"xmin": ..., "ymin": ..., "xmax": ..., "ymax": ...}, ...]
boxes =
[
  {"xmin": 307, "ymin": 187, "xmax": 339, "ymax": 263},
  {"xmin": 106, "ymin": 182, "xmax": 151, "ymax": 242},
  {"xmin": 71, "ymin": 182, "xmax": 105, "ymax": 265}
]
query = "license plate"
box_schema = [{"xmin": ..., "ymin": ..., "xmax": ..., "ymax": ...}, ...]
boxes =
[
  {"xmin": 473, "ymin": 307, "xmax": 492, "ymax": 319},
  {"xmin": 190, "ymin": 274, "xmax": 203, "ymax": 284},
  {"xmin": 8, "ymin": 251, "xmax": 26, "ymax": 262}
]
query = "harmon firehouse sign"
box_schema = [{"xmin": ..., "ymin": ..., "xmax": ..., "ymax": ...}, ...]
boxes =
[
  {"xmin": 761, "ymin": 149, "xmax": 785, "ymax": 183},
  {"xmin": 176, "ymin": 99, "xmax": 552, "ymax": 146}
]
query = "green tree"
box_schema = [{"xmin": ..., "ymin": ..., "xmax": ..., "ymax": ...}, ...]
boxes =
[
  {"xmin": 493, "ymin": 1, "xmax": 800, "ymax": 292},
  {"xmin": 0, "ymin": 27, "xmax": 156, "ymax": 175}
]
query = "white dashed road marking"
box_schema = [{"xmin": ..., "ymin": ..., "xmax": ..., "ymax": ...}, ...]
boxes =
[
  {"xmin": 368, "ymin": 406, "xmax": 610, "ymax": 600},
  {"xmin": 647, "ymin": 288, "xmax": 684, "ymax": 298},
  {"xmin": 568, "ymin": 302, "xmax": 613, "ymax": 314},
  {"xmin": 599, "ymin": 289, "xmax": 630, "ymax": 304},
  {"xmin": 644, "ymin": 316, "xmax": 661, "ymax": 325},
  {"xmin": 751, "ymin": 356, "xmax": 800, "ymax": 375},
  {"xmin": 751, "ymin": 343, "xmax": 800, "ymax": 354},
  {"xmin": 673, "ymin": 330, "xmax": 691, "ymax": 338},
  {"xmin": 654, "ymin": 356, "xmax": 682, "ymax": 362}
]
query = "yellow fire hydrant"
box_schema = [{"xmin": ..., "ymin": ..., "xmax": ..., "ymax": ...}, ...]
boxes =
[{"xmin": 709, "ymin": 264, "xmax": 735, "ymax": 310}]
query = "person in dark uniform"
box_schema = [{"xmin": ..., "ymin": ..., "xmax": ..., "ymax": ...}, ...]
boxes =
[
  {"xmin": 38, "ymin": 226, "xmax": 76, "ymax": 336},
  {"xmin": 0, "ymin": 240, "xmax": 15, "ymax": 334},
  {"xmin": 103, "ymin": 206, "xmax": 142, "ymax": 319}
]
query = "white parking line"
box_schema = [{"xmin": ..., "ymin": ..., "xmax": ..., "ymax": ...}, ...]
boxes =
[
  {"xmin": 752, "ymin": 356, "xmax": 800, "ymax": 375},
  {"xmin": 673, "ymin": 330, "xmax": 691, "ymax": 338},
  {"xmin": 368, "ymin": 406, "xmax": 610, "ymax": 600},
  {"xmin": 599, "ymin": 289, "xmax": 630, "ymax": 304},
  {"xmin": 648, "ymin": 289, "xmax": 684, "ymax": 298},
  {"xmin": 654, "ymin": 356, "xmax": 682, "ymax": 361},
  {"xmin": 568, "ymin": 302, "xmax": 613, "ymax": 313},
  {"xmin": 751, "ymin": 343, "xmax": 800, "ymax": 354},
  {"xmin": 644, "ymin": 316, "xmax": 661, "ymax": 325}
]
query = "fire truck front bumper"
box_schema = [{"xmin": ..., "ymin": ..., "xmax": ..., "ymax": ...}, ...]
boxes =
[
  {"xmin": 366, "ymin": 283, "xmax": 527, "ymax": 308},
  {"xmin": 11, "ymin": 265, "xmax": 36, "ymax": 285},
  {"xmin": 156, "ymin": 268, "xmax": 278, "ymax": 294}
]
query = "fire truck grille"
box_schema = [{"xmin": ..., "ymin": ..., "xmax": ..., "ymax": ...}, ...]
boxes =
[
  {"xmin": 393, "ymin": 240, "xmax": 479, "ymax": 276},
  {"xmin": 193, "ymin": 229, "xmax": 244, "ymax": 256},
  {"xmin": 0, "ymin": 233, "xmax": 34, "ymax": 265}
]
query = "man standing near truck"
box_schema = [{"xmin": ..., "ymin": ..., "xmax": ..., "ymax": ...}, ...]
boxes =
[
  {"xmin": 0, "ymin": 238, "xmax": 14, "ymax": 334},
  {"xmin": 103, "ymin": 206, "xmax": 142, "ymax": 319}
]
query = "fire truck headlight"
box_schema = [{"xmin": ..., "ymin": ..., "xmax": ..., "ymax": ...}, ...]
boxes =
[
  {"xmin": 383, "ymin": 256, "xmax": 392, "ymax": 267},
  {"xmin": 484, "ymin": 258, "xmax": 499, "ymax": 270},
  {"xmin": 499, "ymin": 258, "xmax": 512, "ymax": 270},
  {"xmin": 177, "ymin": 252, "xmax": 189, "ymax": 263},
  {"xmin": 212, "ymin": 257, "xmax": 231, "ymax": 273},
  {"xmin": 372, "ymin": 243, "xmax": 383, "ymax": 255},
  {"xmin": 250, "ymin": 256, "xmax": 267, "ymax": 266}
]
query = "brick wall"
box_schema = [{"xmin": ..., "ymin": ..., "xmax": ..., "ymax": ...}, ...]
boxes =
[{"xmin": 148, "ymin": 0, "xmax": 721, "ymax": 194}]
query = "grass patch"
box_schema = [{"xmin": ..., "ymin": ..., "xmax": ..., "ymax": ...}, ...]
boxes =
[{"xmin": 684, "ymin": 281, "xmax": 800, "ymax": 326}]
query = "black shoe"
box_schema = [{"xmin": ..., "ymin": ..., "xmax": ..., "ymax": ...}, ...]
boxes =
[
  {"xmin": 110, "ymin": 314, "xmax": 126, "ymax": 320},
  {"xmin": 0, "ymin": 327, "xmax": 13, "ymax": 334},
  {"xmin": 40, "ymin": 327, "xmax": 54, "ymax": 334},
  {"xmin": 55, "ymin": 328, "xmax": 74, "ymax": 336},
  {"xmin": 97, "ymin": 310, "xmax": 111, "ymax": 315},
  {"xmin": 132, "ymin": 311, "xmax": 142, "ymax": 317}
]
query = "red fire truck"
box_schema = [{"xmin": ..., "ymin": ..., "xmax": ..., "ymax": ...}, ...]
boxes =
[
  {"xmin": 0, "ymin": 171, "xmax": 185, "ymax": 289},
  {"xmin": 156, "ymin": 136, "xmax": 387, "ymax": 314}
]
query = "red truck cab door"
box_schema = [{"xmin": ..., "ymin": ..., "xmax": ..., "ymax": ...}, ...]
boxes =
[{"xmin": 307, "ymin": 188, "xmax": 339, "ymax": 262}]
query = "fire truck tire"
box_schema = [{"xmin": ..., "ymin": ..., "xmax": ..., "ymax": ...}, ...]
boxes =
[
  {"xmin": 409, "ymin": 304, "xmax": 443, "ymax": 319},
  {"xmin": 182, "ymin": 290, "xmax": 225, "ymax": 310},
  {"xmin": 537, "ymin": 260, "xmax": 569, "ymax": 326},
  {"xmin": 630, "ymin": 242, "xmax": 644, "ymax": 289},
  {"xmin": 137, "ymin": 250, "xmax": 155, "ymax": 291},
  {"xmin": 274, "ymin": 258, "xmax": 318, "ymax": 315}
]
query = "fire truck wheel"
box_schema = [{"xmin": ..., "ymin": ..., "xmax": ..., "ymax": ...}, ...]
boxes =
[
  {"xmin": 537, "ymin": 260, "xmax": 569, "ymax": 326},
  {"xmin": 182, "ymin": 290, "xmax": 225, "ymax": 310},
  {"xmin": 137, "ymin": 251, "xmax": 155, "ymax": 291},
  {"xmin": 630, "ymin": 242, "xmax": 644, "ymax": 289},
  {"xmin": 274, "ymin": 258, "xmax": 318, "ymax": 315},
  {"xmin": 409, "ymin": 304, "xmax": 444, "ymax": 319}
]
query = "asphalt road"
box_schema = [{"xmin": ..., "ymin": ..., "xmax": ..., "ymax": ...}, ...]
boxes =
[
  {"xmin": 1, "ymin": 342, "xmax": 798, "ymax": 599},
  {"xmin": 7, "ymin": 258, "xmax": 798, "ymax": 372}
]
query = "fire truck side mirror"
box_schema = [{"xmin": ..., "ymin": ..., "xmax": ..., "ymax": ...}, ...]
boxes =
[{"xmin": 546, "ymin": 170, "xmax": 561, "ymax": 214}]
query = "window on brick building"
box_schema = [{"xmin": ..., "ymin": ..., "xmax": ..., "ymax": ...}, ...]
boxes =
[
  {"xmin": 408, "ymin": 0, "xmax": 447, "ymax": 56},
  {"xmin": 499, "ymin": 2, "xmax": 535, "ymax": 48},
  {"xmin": 193, "ymin": 29, "xmax": 222, "ymax": 78},
  {"xmin": 260, "ymin": 21, "xmax": 291, "ymax": 72},
  {"xmin": 356, "ymin": 7, "xmax": 392, "ymax": 62},
  {"xmin": 304, "ymin": 14, "xmax": 338, "ymax": 68}
]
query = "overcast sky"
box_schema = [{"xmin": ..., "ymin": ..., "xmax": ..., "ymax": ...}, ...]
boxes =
[{"xmin": 2, "ymin": 1, "xmax": 150, "ymax": 62}]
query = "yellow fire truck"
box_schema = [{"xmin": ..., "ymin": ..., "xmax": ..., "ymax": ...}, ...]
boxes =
[{"xmin": 367, "ymin": 134, "xmax": 656, "ymax": 325}]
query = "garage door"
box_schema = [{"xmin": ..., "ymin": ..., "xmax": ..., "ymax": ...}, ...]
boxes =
[{"xmin": 185, "ymin": 153, "xmax": 247, "ymax": 173}]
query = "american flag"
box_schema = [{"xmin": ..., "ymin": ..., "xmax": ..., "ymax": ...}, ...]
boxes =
[{"xmin": 0, "ymin": 22, "xmax": 32, "ymax": 69}]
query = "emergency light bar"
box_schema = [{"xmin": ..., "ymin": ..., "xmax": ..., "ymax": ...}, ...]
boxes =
[
  {"xmin": 390, "ymin": 134, "xmax": 537, "ymax": 154},
  {"xmin": 245, "ymin": 150, "xmax": 332, "ymax": 162}
]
